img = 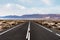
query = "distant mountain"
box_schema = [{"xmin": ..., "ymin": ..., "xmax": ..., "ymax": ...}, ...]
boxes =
[
  {"xmin": 2, "ymin": 15, "xmax": 20, "ymax": 18},
  {"xmin": 1, "ymin": 14, "xmax": 60, "ymax": 18},
  {"xmin": 21, "ymin": 14, "xmax": 60, "ymax": 18},
  {"xmin": 21, "ymin": 14, "xmax": 43, "ymax": 18}
]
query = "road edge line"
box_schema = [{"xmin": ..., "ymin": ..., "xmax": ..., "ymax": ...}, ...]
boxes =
[
  {"xmin": 35, "ymin": 23, "xmax": 60, "ymax": 37},
  {"xmin": 0, "ymin": 23, "xmax": 24, "ymax": 35}
]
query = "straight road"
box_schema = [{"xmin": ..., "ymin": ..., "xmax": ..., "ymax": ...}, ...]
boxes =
[
  {"xmin": 0, "ymin": 22, "xmax": 28, "ymax": 40},
  {"xmin": 0, "ymin": 21, "xmax": 60, "ymax": 40},
  {"xmin": 30, "ymin": 22, "xmax": 60, "ymax": 40}
]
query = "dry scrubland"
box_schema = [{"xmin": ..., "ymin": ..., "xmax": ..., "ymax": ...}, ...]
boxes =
[
  {"xmin": 34, "ymin": 20, "xmax": 60, "ymax": 31},
  {"xmin": 0, "ymin": 20, "xmax": 26, "ymax": 32}
]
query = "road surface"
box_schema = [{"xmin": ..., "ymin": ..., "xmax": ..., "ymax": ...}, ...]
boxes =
[
  {"xmin": 30, "ymin": 22, "xmax": 60, "ymax": 40},
  {"xmin": 0, "ymin": 22, "xmax": 28, "ymax": 40},
  {"xmin": 0, "ymin": 21, "xmax": 60, "ymax": 40}
]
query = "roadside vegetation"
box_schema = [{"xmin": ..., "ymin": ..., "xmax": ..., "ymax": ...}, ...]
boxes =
[
  {"xmin": 34, "ymin": 20, "xmax": 60, "ymax": 31},
  {"xmin": 0, "ymin": 20, "xmax": 26, "ymax": 32}
]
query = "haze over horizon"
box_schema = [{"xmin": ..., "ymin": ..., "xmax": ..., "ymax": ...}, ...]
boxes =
[{"xmin": 0, "ymin": 0, "xmax": 60, "ymax": 16}]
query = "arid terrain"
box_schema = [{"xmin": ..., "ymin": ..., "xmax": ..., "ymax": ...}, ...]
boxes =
[
  {"xmin": 34, "ymin": 20, "xmax": 60, "ymax": 33},
  {"xmin": 0, "ymin": 20, "xmax": 26, "ymax": 32}
]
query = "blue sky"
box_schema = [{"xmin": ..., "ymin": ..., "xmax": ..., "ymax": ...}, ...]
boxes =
[{"xmin": 0, "ymin": 0, "xmax": 60, "ymax": 16}]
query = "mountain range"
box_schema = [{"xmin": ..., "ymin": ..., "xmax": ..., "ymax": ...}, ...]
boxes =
[{"xmin": 0, "ymin": 14, "xmax": 60, "ymax": 18}]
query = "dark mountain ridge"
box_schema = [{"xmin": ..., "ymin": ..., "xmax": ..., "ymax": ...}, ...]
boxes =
[{"xmin": 1, "ymin": 14, "xmax": 60, "ymax": 18}]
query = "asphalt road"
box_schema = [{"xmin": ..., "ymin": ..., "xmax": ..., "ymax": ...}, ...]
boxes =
[
  {"xmin": 0, "ymin": 22, "xmax": 28, "ymax": 40},
  {"xmin": 0, "ymin": 21, "xmax": 60, "ymax": 40},
  {"xmin": 30, "ymin": 22, "xmax": 60, "ymax": 40}
]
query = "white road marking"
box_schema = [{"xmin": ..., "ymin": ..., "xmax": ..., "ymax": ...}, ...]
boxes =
[
  {"xmin": 56, "ymin": 33, "xmax": 60, "ymax": 37},
  {"xmin": 35, "ymin": 23, "xmax": 60, "ymax": 37},
  {"xmin": 26, "ymin": 21, "xmax": 30, "ymax": 40},
  {"xmin": 35, "ymin": 23, "xmax": 53, "ymax": 32},
  {"xmin": 40, "ymin": 25, "xmax": 53, "ymax": 32},
  {"xmin": 0, "ymin": 23, "xmax": 24, "ymax": 35}
]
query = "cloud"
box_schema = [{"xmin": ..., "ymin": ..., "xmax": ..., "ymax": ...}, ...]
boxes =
[
  {"xmin": 5, "ymin": 3, "xmax": 11, "ymax": 8},
  {"xmin": 41, "ymin": 0, "xmax": 52, "ymax": 5},
  {"xmin": 0, "ymin": 3, "xmax": 26, "ymax": 16},
  {"xmin": 25, "ymin": 7, "xmax": 60, "ymax": 14},
  {"xmin": 0, "ymin": 3, "xmax": 60, "ymax": 16},
  {"xmin": 18, "ymin": 0, "xmax": 53, "ymax": 6},
  {"xmin": 18, "ymin": 0, "xmax": 32, "ymax": 4},
  {"xmin": 16, "ymin": 4, "xmax": 26, "ymax": 9}
]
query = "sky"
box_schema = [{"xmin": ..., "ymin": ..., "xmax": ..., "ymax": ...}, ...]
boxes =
[{"xmin": 0, "ymin": 0, "xmax": 60, "ymax": 16}]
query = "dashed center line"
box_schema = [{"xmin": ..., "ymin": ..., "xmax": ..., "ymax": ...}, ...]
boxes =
[{"xmin": 26, "ymin": 21, "xmax": 30, "ymax": 40}]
